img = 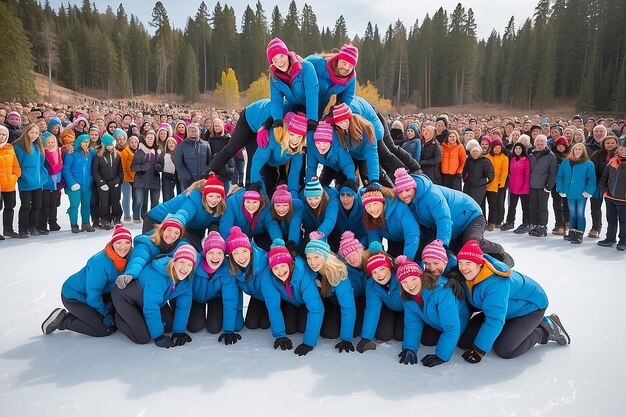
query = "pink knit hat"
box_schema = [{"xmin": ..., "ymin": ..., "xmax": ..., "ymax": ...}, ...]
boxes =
[
  {"xmin": 271, "ymin": 184, "xmax": 292, "ymax": 204},
  {"xmin": 268, "ymin": 238, "xmax": 292, "ymax": 269},
  {"xmin": 267, "ymin": 38, "xmax": 289, "ymax": 64},
  {"xmin": 174, "ymin": 244, "xmax": 198, "ymax": 266},
  {"xmin": 395, "ymin": 255, "xmax": 423, "ymax": 283},
  {"xmin": 366, "ymin": 252, "xmax": 392, "ymax": 276},
  {"xmin": 332, "ymin": 103, "xmax": 352, "ymax": 124},
  {"xmin": 203, "ymin": 231, "xmax": 226, "ymax": 254},
  {"xmin": 110, "ymin": 224, "xmax": 132, "ymax": 245},
  {"xmin": 421, "ymin": 239, "xmax": 448, "ymax": 263},
  {"xmin": 338, "ymin": 231, "xmax": 363, "ymax": 259},
  {"xmin": 226, "ymin": 226, "xmax": 252, "ymax": 254},
  {"xmin": 394, "ymin": 168, "xmax": 416, "ymax": 193},
  {"xmin": 314, "ymin": 122, "xmax": 334, "ymax": 143},
  {"xmin": 287, "ymin": 114, "xmax": 308, "ymax": 136},
  {"xmin": 457, "ymin": 240, "xmax": 484, "ymax": 265},
  {"xmin": 337, "ymin": 44, "xmax": 359, "ymax": 67},
  {"xmin": 243, "ymin": 189, "xmax": 262, "ymax": 201},
  {"xmin": 361, "ymin": 189, "xmax": 385, "ymax": 207}
]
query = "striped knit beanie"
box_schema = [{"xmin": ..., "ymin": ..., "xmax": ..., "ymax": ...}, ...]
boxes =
[
  {"xmin": 271, "ymin": 184, "xmax": 292, "ymax": 204},
  {"xmin": 332, "ymin": 103, "xmax": 352, "ymax": 124},
  {"xmin": 203, "ymin": 231, "xmax": 226, "ymax": 254},
  {"xmin": 421, "ymin": 239, "xmax": 448, "ymax": 263},
  {"xmin": 457, "ymin": 240, "xmax": 484, "ymax": 265},
  {"xmin": 337, "ymin": 44, "xmax": 359, "ymax": 66},
  {"xmin": 338, "ymin": 231, "xmax": 363, "ymax": 260},
  {"xmin": 160, "ymin": 216, "xmax": 184, "ymax": 233},
  {"xmin": 110, "ymin": 224, "xmax": 132, "ymax": 245},
  {"xmin": 267, "ymin": 38, "xmax": 289, "ymax": 64},
  {"xmin": 226, "ymin": 226, "xmax": 252, "ymax": 254},
  {"xmin": 361, "ymin": 189, "xmax": 385, "ymax": 207},
  {"xmin": 395, "ymin": 255, "xmax": 423, "ymax": 283},
  {"xmin": 203, "ymin": 173, "xmax": 225, "ymax": 199},
  {"xmin": 174, "ymin": 244, "xmax": 198, "ymax": 266},
  {"xmin": 268, "ymin": 238, "xmax": 292, "ymax": 269},
  {"xmin": 303, "ymin": 179, "xmax": 323, "ymax": 198},
  {"xmin": 365, "ymin": 241, "xmax": 392, "ymax": 276},
  {"xmin": 314, "ymin": 122, "xmax": 334, "ymax": 143},
  {"xmin": 305, "ymin": 231, "xmax": 331, "ymax": 259},
  {"xmin": 287, "ymin": 114, "xmax": 308, "ymax": 136},
  {"xmin": 393, "ymin": 168, "xmax": 416, "ymax": 194}
]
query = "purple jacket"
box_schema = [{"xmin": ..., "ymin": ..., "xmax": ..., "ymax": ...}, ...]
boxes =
[{"xmin": 508, "ymin": 155, "xmax": 530, "ymax": 195}]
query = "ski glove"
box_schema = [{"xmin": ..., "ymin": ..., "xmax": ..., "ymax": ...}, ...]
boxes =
[
  {"xmin": 218, "ymin": 332, "xmax": 242, "ymax": 345},
  {"xmin": 294, "ymin": 343, "xmax": 313, "ymax": 356},
  {"xmin": 115, "ymin": 274, "xmax": 133, "ymax": 289},
  {"xmin": 154, "ymin": 334, "xmax": 174, "ymax": 349},
  {"xmin": 307, "ymin": 119, "xmax": 319, "ymax": 132},
  {"xmin": 171, "ymin": 332, "xmax": 192, "ymax": 346},
  {"xmin": 256, "ymin": 127, "xmax": 270, "ymax": 148},
  {"xmin": 356, "ymin": 338, "xmax": 376, "ymax": 353},
  {"xmin": 398, "ymin": 348, "xmax": 417, "ymax": 365},
  {"xmin": 421, "ymin": 354, "xmax": 445, "ymax": 367},
  {"xmin": 462, "ymin": 346, "xmax": 485, "ymax": 364},
  {"xmin": 273, "ymin": 337, "xmax": 293, "ymax": 350},
  {"xmin": 335, "ymin": 340, "xmax": 355, "ymax": 353}
]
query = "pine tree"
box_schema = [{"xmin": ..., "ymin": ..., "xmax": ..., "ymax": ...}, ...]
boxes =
[
  {"xmin": 612, "ymin": 55, "xmax": 626, "ymax": 112},
  {"xmin": 282, "ymin": 1, "xmax": 301, "ymax": 52},
  {"xmin": 0, "ymin": 2, "xmax": 37, "ymax": 101},
  {"xmin": 215, "ymin": 68, "xmax": 240, "ymax": 109},
  {"xmin": 301, "ymin": 4, "xmax": 322, "ymax": 56},
  {"xmin": 333, "ymin": 16, "xmax": 349, "ymax": 46},
  {"xmin": 181, "ymin": 44, "xmax": 199, "ymax": 103},
  {"xmin": 270, "ymin": 6, "xmax": 282, "ymax": 39}
]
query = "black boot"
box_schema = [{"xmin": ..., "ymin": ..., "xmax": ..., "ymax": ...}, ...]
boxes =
[
  {"xmin": 528, "ymin": 225, "xmax": 539, "ymax": 236},
  {"xmin": 535, "ymin": 225, "xmax": 547, "ymax": 237},
  {"xmin": 598, "ymin": 237, "xmax": 616, "ymax": 247},
  {"xmin": 500, "ymin": 222, "xmax": 514, "ymax": 231},
  {"xmin": 570, "ymin": 230, "xmax": 583, "ymax": 244},
  {"xmin": 71, "ymin": 224, "xmax": 81, "ymax": 234},
  {"xmin": 4, "ymin": 229, "xmax": 20, "ymax": 238},
  {"xmin": 49, "ymin": 221, "xmax": 61, "ymax": 232},
  {"xmin": 564, "ymin": 230, "xmax": 574, "ymax": 241},
  {"xmin": 28, "ymin": 226, "xmax": 42, "ymax": 236}
]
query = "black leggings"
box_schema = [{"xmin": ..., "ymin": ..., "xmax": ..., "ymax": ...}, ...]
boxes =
[
  {"xmin": 375, "ymin": 305, "xmax": 404, "ymax": 342},
  {"xmin": 458, "ymin": 309, "xmax": 546, "ymax": 359},
  {"xmin": 18, "ymin": 188, "xmax": 42, "ymax": 232},
  {"xmin": 487, "ymin": 187, "xmax": 507, "ymax": 225},
  {"xmin": 97, "ymin": 181, "xmax": 123, "ymax": 221},
  {"xmin": 186, "ymin": 299, "xmax": 225, "ymax": 334},
  {"xmin": 59, "ymin": 294, "xmax": 116, "ymax": 337},
  {"xmin": 1, "ymin": 190, "xmax": 17, "ymax": 232},
  {"xmin": 506, "ymin": 193, "xmax": 530, "ymax": 225},
  {"xmin": 245, "ymin": 296, "xmax": 271, "ymax": 330},
  {"xmin": 40, "ymin": 189, "xmax": 61, "ymax": 229}
]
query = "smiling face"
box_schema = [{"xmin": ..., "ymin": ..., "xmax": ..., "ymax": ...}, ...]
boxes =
[
  {"xmin": 287, "ymin": 130, "xmax": 303, "ymax": 149},
  {"xmin": 128, "ymin": 137, "xmax": 139, "ymax": 150},
  {"xmin": 573, "ymin": 146, "xmax": 583, "ymax": 159},
  {"xmin": 423, "ymin": 258, "xmax": 446, "ymax": 277},
  {"xmin": 174, "ymin": 259, "xmax": 194, "ymax": 279},
  {"xmin": 162, "ymin": 226, "xmax": 181, "ymax": 245},
  {"xmin": 401, "ymin": 275, "xmax": 422, "ymax": 296},
  {"xmin": 306, "ymin": 196, "xmax": 322, "ymax": 209},
  {"xmin": 336, "ymin": 59, "xmax": 354, "ymax": 77},
  {"xmin": 272, "ymin": 53, "xmax": 289, "ymax": 72},
  {"xmin": 406, "ymin": 128, "xmax": 416, "ymax": 139},
  {"xmin": 112, "ymin": 239, "xmax": 132, "ymax": 258},
  {"xmin": 340, "ymin": 192, "xmax": 355, "ymax": 210},
  {"xmin": 232, "ymin": 247, "xmax": 251, "ymax": 268},
  {"xmin": 205, "ymin": 248, "xmax": 225, "ymax": 270},
  {"xmin": 365, "ymin": 201, "xmax": 384, "ymax": 218},
  {"xmin": 306, "ymin": 253, "xmax": 324, "ymax": 272},
  {"xmin": 205, "ymin": 193, "xmax": 222, "ymax": 208},
  {"xmin": 336, "ymin": 119, "xmax": 350, "ymax": 130},
  {"xmin": 447, "ymin": 132, "xmax": 458, "ymax": 144},
  {"xmin": 272, "ymin": 263, "xmax": 291, "ymax": 281},
  {"xmin": 345, "ymin": 248, "xmax": 363, "ymax": 268},
  {"xmin": 273, "ymin": 203, "xmax": 290, "ymax": 217},
  {"xmin": 604, "ymin": 138, "xmax": 617, "ymax": 152},
  {"xmin": 492, "ymin": 145, "xmax": 502, "ymax": 155},
  {"xmin": 244, "ymin": 199, "xmax": 260, "ymax": 215},
  {"xmin": 315, "ymin": 140, "xmax": 331, "ymax": 155},
  {"xmin": 28, "ymin": 126, "xmax": 40, "ymax": 141},
  {"xmin": 371, "ymin": 265, "xmax": 392, "ymax": 285},
  {"xmin": 397, "ymin": 188, "xmax": 415, "ymax": 205},
  {"xmin": 44, "ymin": 135, "xmax": 57, "ymax": 151},
  {"xmin": 458, "ymin": 260, "xmax": 481, "ymax": 281}
]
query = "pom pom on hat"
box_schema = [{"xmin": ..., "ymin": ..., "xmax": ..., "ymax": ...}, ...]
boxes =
[
  {"xmin": 368, "ymin": 241, "xmax": 384, "ymax": 253},
  {"xmin": 338, "ymin": 231, "xmax": 363, "ymax": 259},
  {"xmin": 421, "ymin": 239, "xmax": 448, "ymax": 263},
  {"xmin": 267, "ymin": 37, "xmax": 289, "ymax": 64},
  {"xmin": 268, "ymin": 238, "xmax": 293, "ymax": 269},
  {"xmin": 110, "ymin": 224, "xmax": 132, "ymax": 245},
  {"xmin": 305, "ymin": 231, "xmax": 331, "ymax": 259},
  {"xmin": 394, "ymin": 168, "xmax": 416, "ymax": 194},
  {"xmin": 226, "ymin": 226, "xmax": 252, "ymax": 254},
  {"xmin": 395, "ymin": 255, "xmax": 423, "ymax": 283},
  {"xmin": 173, "ymin": 244, "xmax": 198, "ymax": 266},
  {"xmin": 271, "ymin": 184, "xmax": 292, "ymax": 204},
  {"xmin": 457, "ymin": 240, "xmax": 484, "ymax": 265},
  {"xmin": 203, "ymin": 231, "xmax": 226, "ymax": 254}
]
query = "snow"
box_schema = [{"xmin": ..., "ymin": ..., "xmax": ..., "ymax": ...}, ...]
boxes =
[{"xmin": 1, "ymin": 197, "xmax": 625, "ymax": 417}]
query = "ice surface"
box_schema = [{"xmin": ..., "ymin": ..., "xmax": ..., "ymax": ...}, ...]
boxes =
[{"xmin": 1, "ymin": 197, "xmax": 625, "ymax": 417}]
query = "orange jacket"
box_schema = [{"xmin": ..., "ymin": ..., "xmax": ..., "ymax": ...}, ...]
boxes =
[
  {"xmin": 486, "ymin": 152, "xmax": 509, "ymax": 192},
  {"xmin": 119, "ymin": 147, "xmax": 136, "ymax": 183},
  {"xmin": 0, "ymin": 143, "xmax": 22, "ymax": 192},
  {"xmin": 440, "ymin": 142, "xmax": 467, "ymax": 175}
]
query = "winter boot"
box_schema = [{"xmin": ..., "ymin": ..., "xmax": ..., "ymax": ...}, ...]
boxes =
[
  {"xmin": 528, "ymin": 225, "xmax": 539, "ymax": 236},
  {"xmin": 0, "ymin": 233, "xmax": 4, "ymax": 240},
  {"xmin": 49, "ymin": 221, "xmax": 61, "ymax": 232},
  {"xmin": 486, "ymin": 223, "xmax": 496, "ymax": 232},
  {"xmin": 570, "ymin": 230, "xmax": 583, "ymax": 244},
  {"xmin": 500, "ymin": 222, "xmax": 514, "ymax": 231},
  {"xmin": 514, "ymin": 223, "xmax": 531, "ymax": 234},
  {"xmin": 534, "ymin": 225, "xmax": 547, "ymax": 237},
  {"xmin": 563, "ymin": 230, "xmax": 574, "ymax": 241},
  {"xmin": 588, "ymin": 228, "xmax": 600, "ymax": 238},
  {"xmin": 102, "ymin": 219, "xmax": 112, "ymax": 230},
  {"xmin": 71, "ymin": 224, "xmax": 81, "ymax": 234},
  {"xmin": 539, "ymin": 314, "xmax": 570, "ymax": 345},
  {"xmin": 4, "ymin": 229, "xmax": 20, "ymax": 238},
  {"xmin": 564, "ymin": 222, "xmax": 570, "ymax": 235},
  {"xmin": 92, "ymin": 218, "xmax": 101, "ymax": 229},
  {"xmin": 112, "ymin": 216, "xmax": 121, "ymax": 226},
  {"xmin": 491, "ymin": 250, "xmax": 515, "ymax": 267},
  {"xmin": 28, "ymin": 226, "xmax": 42, "ymax": 236},
  {"xmin": 41, "ymin": 308, "xmax": 67, "ymax": 335},
  {"xmin": 81, "ymin": 223, "xmax": 95, "ymax": 232},
  {"xmin": 123, "ymin": 216, "xmax": 132, "ymax": 222},
  {"xmin": 617, "ymin": 241, "xmax": 626, "ymax": 252},
  {"xmin": 551, "ymin": 226, "xmax": 564, "ymax": 236}
]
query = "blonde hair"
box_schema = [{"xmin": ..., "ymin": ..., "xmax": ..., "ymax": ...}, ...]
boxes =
[
  {"xmin": 166, "ymin": 258, "xmax": 195, "ymax": 284},
  {"xmin": 278, "ymin": 130, "xmax": 306, "ymax": 155},
  {"xmin": 317, "ymin": 253, "xmax": 348, "ymax": 297},
  {"xmin": 150, "ymin": 222, "xmax": 186, "ymax": 246},
  {"xmin": 568, "ymin": 142, "xmax": 590, "ymax": 162}
]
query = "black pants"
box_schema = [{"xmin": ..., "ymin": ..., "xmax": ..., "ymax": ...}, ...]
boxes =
[
  {"xmin": 90, "ymin": 183, "xmax": 100, "ymax": 223},
  {"xmin": 60, "ymin": 294, "xmax": 115, "ymax": 337},
  {"xmin": 375, "ymin": 305, "xmax": 404, "ymax": 342},
  {"xmin": 458, "ymin": 309, "xmax": 546, "ymax": 359},
  {"xmin": 318, "ymin": 296, "xmax": 341, "ymax": 340},
  {"xmin": 449, "ymin": 216, "xmax": 504, "ymax": 256},
  {"xmin": 111, "ymin": 280, "xmax": 174, "ymax": 344},
  {"xmin": 464, "ymin": 185, "xmax": 487, "ymax": 216},
  {"xmin": 40, "ymin": 189, "xmax": 61, "ymax": 229},
  {"xmin": 605, "ymin": 198, "xmax": 626, "ymax": 242},
  {"xmin": 207, "ymin": 108, "xmax": 258, "ymax": 185},
  {"xmin": 487, "ymin": 187, "xmax": 507, "ymax": 225},
  {"xmin": 590, "ymin": 196, "xmax": 603, "ymax": 231},
  {"xmin": 441, "ymin": 174, "xmax": 462, "ymax": 191},
  {"xmin": 353, "ymin": 296, "xmax": 365, "ymax": 338},
  {"xmin": 245, "ymin": 296, "xmax": 271, "ymax": 330},
  {"xmin": 18, "ymin": 188, "xmax": 42, "ymax": 233},
  {"xmin": 97, "ymin": 182, "xmax": 123, "ymax": 222},
  {"xmin": 1, "ymin": 191, "xmax": 17, "ymax": 233},
  {"xmin": 529, "ymin": 188, "xmax": 550, "ymax": 226},
  {"xmin": 375, "ymin": 110, "xmax": 421, "ymax": 174},
  {"xmin": 186, "ymin": 299, "xmax": 225, "ymax": 334},
  {"xmin": 551, "ymin": 189, "xmax": 569, "ymax": 227},
  {"xmin": 506, "ymin": 193, "xmax": 530, "ymax": 225}
]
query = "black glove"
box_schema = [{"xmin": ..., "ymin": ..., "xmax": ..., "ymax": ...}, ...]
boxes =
[
  {"xmin": 154, "ymin": 334, "xmax": 174, "ymax": 349},
  {"xmin": 398, "ymin": 348, "xmax": 417, "ymax": 365},
  {"xmin": 218, "ymin": 332, "xmax": 242, "ymax": 345},
  {"xmin": 462, "ymin": 346, "xmax": 485, "ymax": 364},
  {"xmin": 341, "ymin": 179, "xmax": 359, "ymax": 194},
  {"xmin": 421, "ymin": 354, "xmax": 445, "ymax": 367},
  {"xmin": 335, "ymin": 340, "xmax": 355, "ymax": 353},
  {"xmin": 444, "ymin": 276, "xmax": 466, "ymax": 300},
  {"xmin": 307, "ymin": 119, "xmax": 319, "ymax": 132},
  {"xmin": 171, "ymin": 332, "xmax": 192, "ymax": 346},
  {"xmin": 263, "ymin": 116, "xmax": 275, "ymax": 131},
  {"xmin": 272, "ymin": 119, "xmax": 283, "ymax": 129},
  {"xmin": 285, "ymin": 240, "xmax": 299, "ymax": 258},
  {"xmin": 294, "ymin": 343, "xmax": 313, "ymax": 356},
  {"xmin": 273, "ymin": 336, "xmax": 293, "ymax": 350},
  {"xmin": 356, "ymin": 338, "xmax": 376, "ymax": 353}
]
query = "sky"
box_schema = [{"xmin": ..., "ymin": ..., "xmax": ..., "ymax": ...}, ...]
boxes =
[{"xmin": 47, "ymin": 0, "xmax": 538, "ymax": 41}]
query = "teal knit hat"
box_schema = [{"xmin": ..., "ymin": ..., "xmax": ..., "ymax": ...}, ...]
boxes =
[
  {"xmin": 305, "ymin": 231, "xmax": 331, "ymax": 259},
  {"xmin": 74, "ymin": 133, "xmax": 89, "ymax": 149},
  {"xmin": 303, "ymin": 179, "xmax": 323, "ymax": 198},
  {"xmin": 101, "ymin": 132, "xmax": 115, "ymax": 147}
]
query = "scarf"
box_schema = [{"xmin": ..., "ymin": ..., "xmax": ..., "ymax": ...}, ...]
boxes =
[
  {"xmin": 104, "ymin": 243, "xmax": 129, "ymax": 272},
  {"xmin": 242, "ymin": 201, "xmax": 261, "ymax": 231}
]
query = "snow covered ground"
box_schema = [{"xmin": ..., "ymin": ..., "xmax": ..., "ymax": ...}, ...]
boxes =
[{"xmin": 1, "ymin": 197, "xmax": 625, "ymax": 417}]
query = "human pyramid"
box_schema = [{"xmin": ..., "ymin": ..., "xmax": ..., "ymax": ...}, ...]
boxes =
[{"xmin": 38, "ymin": 38, "xmax": 581, "ymax": 366}]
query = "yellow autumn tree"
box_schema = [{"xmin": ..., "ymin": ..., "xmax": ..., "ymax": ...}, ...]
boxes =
[
  {"xmin": 247, "ymin": 73, "xmax": 270, "ymax": 104},
  {"xmin": 215, "ymin": 67, "xmax": 240, "ymax": 109},
  {"xmin": 357, "ymin": 81, "xmax": 392, "ymax": 114}
]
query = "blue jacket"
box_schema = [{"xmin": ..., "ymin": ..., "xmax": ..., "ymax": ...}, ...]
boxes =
[
  {"xmin": 462, "ymin": 255, "xmax": 549, "ymax": 353},
  {"xmin": 305, "ymin": 54, "xmax": 356, "ymax": 118},
  {"xmin": 366, "ymin": 195, "xmax": 420, "ymax": 260},
  {"xmin": 124, "ymin": 231, "xmax": 189, "ymax": 279},
  {"xmin": 275, "ymin": 199, "xmax": 304, "ymax": 245},
  {"xmin": 192, "ymin": 261, "xmax": 241, "ymax": 333},
  {"xmin": 335, "ymin": 193, "xmax": 368, "ymax": 246},
  {"xmin": 270, "ymin": 54, "xmax": 319, "ymax": 122},
  {"xmin": 62, "ymin": 149, "xmax": 96, "ymax": 190},
  {"xmin": 299, "ymin": 186, "xmax": 339, "ymax": 237},
  {"xmin": 345, "ymin": 265, "xmax": 366, "ymax": 298},
  {"xmin": 402, "ymin": 138, "xmax": 422, "ymax": 163},
  {"xmin": 61, "ymin": 247, "xmax": 123, "ymax": 318},
  {"xmin": 361, "ymin": 272, "xmax": 404, "ymax": 340},
  {"xmin": 172, "ymin": 137, "xmax": 211, "ymax": 183},
  {"xmin": 349, "ymin": 96, "xmax": 384, "ymax": 141},
  {"xmin": 267, "ymin": 257, "xmax": 325, "ymax": 346},
  {"xmin": 219, "ymin": 188, "xmax": 282, "ymax": 241},
  {"xmin": 402, "ymin": 277, "xmax": 470, "ymax": 361},
  {"xmin": 556, "ymin": 158, "xmax": 596, "ymax": 200},
  {"xmin": 344, "ymin": 131, "xmax": 379, "ymax": 183},
  {"xmin": 407, "ymin": 174, "xmax": 482, "ymax": 245},
  {"xmin": 13, "ymin": 143, "xmax": 45, "ymax": 191},
  {"xmin": 306, "ymin": 133, "xmax": 356, "ymax": 182},
  {"xmin": 138, "ymin": 255, "xmax": 196, "ymax": 339},
  {"xmin": 148, "ymin": 190, "xmax": 221, "ymax": 230},
  {"xmin": 250, "ymin": 133, "xmax": 304, "ymax": 196},
  {"xmin": 231, "ymin": 244, "xmax": 287, "ymax": 340}
]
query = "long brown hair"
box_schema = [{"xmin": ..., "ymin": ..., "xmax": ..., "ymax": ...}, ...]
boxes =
[
  {"xmin": 362, "ymin": 186, "xmax": 396, "ymax": 231},
  {"xmin": 306, "ymin": 190, "xmax": 329, "ymax": 217},
  {"xmin": 335, "ymin": 114, "xmax": 375, "ymax": 149},
  {"xmin": 228, "ymin": 249, "xmax": 255, "ymax": 280},
  {"xmin": 15, "ymin": 124, "xmax": 44, "ymax": 155}
]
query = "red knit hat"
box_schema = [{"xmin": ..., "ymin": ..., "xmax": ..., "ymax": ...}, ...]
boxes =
[
  {"xmin": 203, "ymin": 173, "xmax": 225, "ymax": 199},
  {"xmin": 421, "ymin": 239, "xmax": 448, "ymax": 263},
  {"xmin": 267, "ymin": 38, "xmax": 289, "ymax": 64},
  {"xmin": 366, "ymin": 252, "xmax": 392, "ymax": 276},
  {"xmin": 160, "ymin": 217, "xmax": 183, "ymax": 233},
  {"xmin": 226, "ymin": 226, "xmax": 252, "ymax": 254},
  {"xmin": 332, "ymin": 103, "xmax": 352, "ymax": 124},
  {"xmin": 337, "ymin": 44, "xmax": 359, "ymax": 67},
  {"xmin": 395, "ymin": 255, "xmax": 423, "ymax": 283},
  {"xmin": 271, "ymin": 184, "xmax": 292, "ymax": 204},
  {"xmin": 173, "ymin": 244, "xmax": 198, "ymax": 266},
  {"xmin": 287, "ymin": 114, "xmax": 308, "ymax": 136},
  {"xmin": 457, "ymin": 240, "xmax": 484, "ymax": 265},
  {"xmin": 268, "ymin": 238, "xmax": 292, "ymax": 269},
  {"xmin": 361, "ymin": 189, "xmax": 385, "ymax": 207},
  {"xmin": 555, "ymin": 136, "xmax": 568, "ymax": 147},
  {"xmin": 203, "ymin": 231, "xmax": 226, "ymax": 254},
  {"xmin": 110, "ymin": 224, "xmax": 132, "ymax": 245}
]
